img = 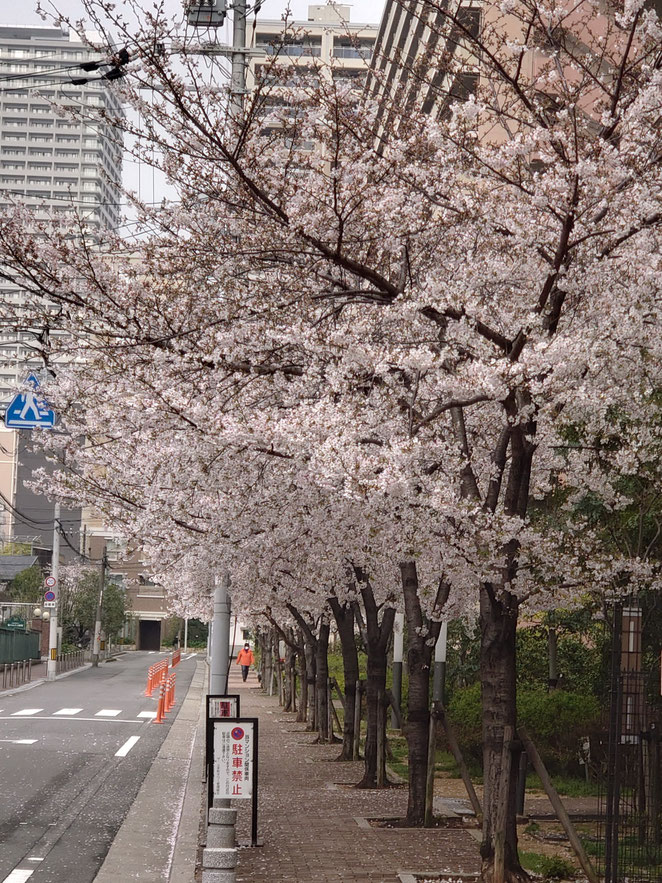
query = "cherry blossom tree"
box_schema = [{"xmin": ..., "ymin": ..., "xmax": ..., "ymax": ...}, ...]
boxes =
[{"xmin": 0, "ymin": 0, "xmax": 660, "ymax": 876}]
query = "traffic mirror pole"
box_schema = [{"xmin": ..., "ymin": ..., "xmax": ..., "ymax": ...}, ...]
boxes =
[{"xmin": 46, "ymin": 501, "xmax": 61, "ymax": 682}]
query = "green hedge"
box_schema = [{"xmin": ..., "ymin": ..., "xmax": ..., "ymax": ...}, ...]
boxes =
[{"xmin": 448, "ymin": 684, "xmax": 602, "ymax": 774}]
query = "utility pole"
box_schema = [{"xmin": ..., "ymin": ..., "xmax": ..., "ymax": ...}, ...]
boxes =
[
  {"xmin": 230, "ymin": 0, "xmax": 247, "ymax": 117},
  {"xmin": 184, "ymin": 1, "xmax": 247, "ymax": 698},
  {"xmin": 92, "ymin": 546, "xmax": 106, "ymax": 667},
  {"xmin": 46, "ymin": 501, "xmax": 61, "ymax": 682},
  {"xmin": 210, "ymin": 571, "xmax": 231, "ymax": 693}
]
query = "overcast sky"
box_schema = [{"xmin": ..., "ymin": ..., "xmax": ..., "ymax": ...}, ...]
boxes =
[{"xmin": 1, "ymin": 0, "xmax": 386, "ymax": 28}]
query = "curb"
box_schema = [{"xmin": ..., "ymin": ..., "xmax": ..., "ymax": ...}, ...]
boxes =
[{"xmin": 93, "ymin": 657, "xmax": 207, "ymax": 883}]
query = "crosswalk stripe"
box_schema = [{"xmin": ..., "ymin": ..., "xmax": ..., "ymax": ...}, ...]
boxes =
[
  {"xmin": 53, "ymin": 708, "xmax": 82, "ymax": 716},
  {"xmin": 11, "ymin": 709, "xmax": 42, "ymax": 716},
  {"xmin": 95, "ymin": 709, "xmax": 121, "ymax": 717},
  {"xmin": 137, "ymin": 711, "xmax": 156, "ymax": 719},
  {"xmin": 2, "ymin": 869, "xmax": 34, "ymax": 882}
]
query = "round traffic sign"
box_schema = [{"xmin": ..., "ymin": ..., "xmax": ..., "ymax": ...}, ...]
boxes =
[
  {"xmin": 44, "ymin": 590, "xmax": 56, "ymax": 601},
  {"xmin": 44, "ymin": 576, "xmax": 57, "ymax": 588}
]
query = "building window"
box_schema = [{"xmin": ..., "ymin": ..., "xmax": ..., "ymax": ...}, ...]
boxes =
[{"xmin": 333, "ymin": 38, "xmax": 374, "ymax": 58}]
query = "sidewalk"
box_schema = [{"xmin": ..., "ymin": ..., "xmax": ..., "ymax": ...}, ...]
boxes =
[{"xmin": 228, "ymin": 669, "xmax": 481, "ymax": 883}]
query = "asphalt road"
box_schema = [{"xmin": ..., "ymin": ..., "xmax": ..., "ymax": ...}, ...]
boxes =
[{"xmin": 0, "ymin": 651, "xmax": 198, "ymax": 883}]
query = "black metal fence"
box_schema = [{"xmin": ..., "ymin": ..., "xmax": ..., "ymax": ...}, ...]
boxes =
[{"xmin": 594, "ymin": 602, "xmax": 662, "ymax": 883}]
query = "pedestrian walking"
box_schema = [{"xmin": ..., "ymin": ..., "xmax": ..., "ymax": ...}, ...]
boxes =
[{"xmin": 236, "ymin": 643, "xmax": 254, "ymax": 682}]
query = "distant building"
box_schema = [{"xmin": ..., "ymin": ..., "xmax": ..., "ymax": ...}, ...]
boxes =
[
  {"xmin": 247, "ymin": 4, "xmax": 379, "ymax": 94},
  {"xmin": 0, "ymin": 25, "xmax": 123, "ymax": 568},
  {"xmin": 0, "ymin": 24, "xmax": 123, "ymax": 402},
  {"xmin": 367, "ymin": 0, "xmax": 480, "ymax": 133}
]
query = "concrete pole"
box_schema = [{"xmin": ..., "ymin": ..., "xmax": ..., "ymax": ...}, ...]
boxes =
[
  {"xmin": 92, "ymin": 547, "xmax": 106, "ymax": 667},
  {"xmin": 230, "ymin": 0, "xmax": 247, "ymax": 118},
  {"xmin": 209, "ymin": 572, "xmax": 231, "ymax": 695},
  {"xmin": 46, "ymin": 501, "xmax": 61, "ymax": 682},
  {"xmin": 184, "ymin": 616, "xmax": 189, "ymax": 653},
  {"xmin": 391, "ymin": 612, "xmax": 404, "ymax": 728},
  {"xmin": 432, "ymin": 621, "xmax": 448, "ymax": 704}
]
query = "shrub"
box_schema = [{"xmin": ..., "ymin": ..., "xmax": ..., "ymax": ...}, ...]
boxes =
[
  {"xmin": 518, "ymin": 688, "xmax": 601, "ymax": 773},
  {"xmin": 447, "ymin": 684, "xmax": 602, "ymax": 774},
  {"xmin": 447, "ymin": 682, "xmax": 483, "ymax": 762}
]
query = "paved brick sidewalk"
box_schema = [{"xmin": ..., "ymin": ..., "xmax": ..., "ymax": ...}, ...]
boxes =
[{"xmin": 228, "ymin": 670, "xmax": 481, "ymax": 883}]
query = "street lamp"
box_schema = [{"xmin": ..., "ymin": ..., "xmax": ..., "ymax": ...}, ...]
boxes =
[{"xmin": 32, "ymin": 607, "xmax": 51, "ymax": 623}]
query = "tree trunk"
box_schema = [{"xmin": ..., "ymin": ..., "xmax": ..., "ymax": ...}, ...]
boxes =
[
  {"xmin": 257, "ymin": 629, "xmax": 268, "ymax": 688},
  {"xmin": 283, "ymin": 635, "xmax": 296, "ymax": 711},
  {"xmin": 303, "ymin": 635, "xmax": 316, "ymax": 730},
  {"xmin": 355, "ymin": 572, "xmax": 395, "ymax": 789},
  {"xmin": 479, "ymin": 585, "xmax": 527, "ymax": 883},
  {"xmin": 297, "ymin": 629, "xmax": 307, "ymax": 723},
  {"xmin": 401, "ymin": 561, "xmax": 434, "ymax": 825},
  {"xmin": 329, "ymin": 597, "xmax": 358, "ymax": 761},
  {"xmin": 315, "ymin": 618, "xmax": 330, "ymax": 741},
  {"xmin": 358, "ymin": 645, "xmax": 388, "ymax": 787}
]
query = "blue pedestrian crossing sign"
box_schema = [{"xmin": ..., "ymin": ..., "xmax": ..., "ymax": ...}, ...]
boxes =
[{"xmin": 5, "ymin": 374, "xmax": 56, "ymax": 429}]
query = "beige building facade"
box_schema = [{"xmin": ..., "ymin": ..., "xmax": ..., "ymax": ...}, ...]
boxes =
[{"xmin": 247, "ymin": 4, "xmax": 379, "ymax": 92}]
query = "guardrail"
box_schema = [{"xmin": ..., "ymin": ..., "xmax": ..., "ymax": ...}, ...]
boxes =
[
  {"xmin": 1, "ymin": 658, "xmax": 32, "ymax": 689},
  {"xmin": 56, "ymin": 650, "xmax": 85, "ymax": 673}
]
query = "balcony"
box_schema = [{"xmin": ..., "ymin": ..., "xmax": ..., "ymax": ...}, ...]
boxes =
[
  {"xmin": 333, "ymin": 45, "xmax": 374, "ymax": 59},
  {"xmin": 255, "ymin": 43, "xmax": 322, "ymax": 57}
]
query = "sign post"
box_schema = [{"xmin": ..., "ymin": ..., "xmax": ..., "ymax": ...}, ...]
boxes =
[
  {"xmin": 4, "ymin": 374, "xmax": 59, "ymax": 680},
  {"xmin": 210, "ymin": 717, "xmax": 259, "ymax": 847},
  {"xmin": 206, "ymin": 694, "xmax": 240, "ymax": 785}
]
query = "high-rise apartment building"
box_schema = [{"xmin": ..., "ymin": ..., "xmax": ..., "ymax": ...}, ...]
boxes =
[
  {"xmin": 0, "ymin": 24, "xmax": 123, "ymax": 401},
  {"xmin": 0, "ymin": 25, "xmax": 123, "ymax": 554}
]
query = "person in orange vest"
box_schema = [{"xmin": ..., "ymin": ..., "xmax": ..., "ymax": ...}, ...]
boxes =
[{"xmin": 236, "ymin": 643, "xmax": 254, "ymax": 682}]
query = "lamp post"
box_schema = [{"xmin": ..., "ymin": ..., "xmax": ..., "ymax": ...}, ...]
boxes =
[{"xmin": 32, "ymin": 606, "xmax": 51, "ymax": 659}]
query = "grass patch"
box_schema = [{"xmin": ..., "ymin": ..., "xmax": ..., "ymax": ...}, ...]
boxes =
[
  {"xmin": 526, "ymin": 774, "xmax": 599, "ymax": 798},
  {"xmin": 519, "ymin": 851, "xmax": 576, "ymax": 879}
]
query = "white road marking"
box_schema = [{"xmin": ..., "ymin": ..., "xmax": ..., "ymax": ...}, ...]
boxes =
[
  {"xmin": 26, "ymin": 859, "xmax": 42, "ymax": 862},
  {"xmin": 95, "ymin": 709, "xmax": 121, "ymax": 717},
  {"xmin": 148, "ymin": 651, "xmax": 155, "ymax": 654},
  {"xmin": 10, "ymin": 709, "xmax": 42, "ymax": 716},
  {"xmin": 115, "ymin": 735, "xmax": 140, "ymax": 757},
  {"xmin": 185, "ymin": 653, "xmax": 197, "ymax": 660},
  {"xmin": 53, "ymin": 708, "xmax": 82, "ymax": 716},
  {"xmin": 2, "ymin": 869, "xmax": 34, "ymax": 882},
  {"xmin": 0, "ymin": 716, "xmax": 142, "ymax": 723},
  {"xmin": 137, "ymin": 711, "xmax": 156, "ymax": 719},
  {"xmin": 0, "ymin": 739, "xmax": 37, "ymax": 744}
]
